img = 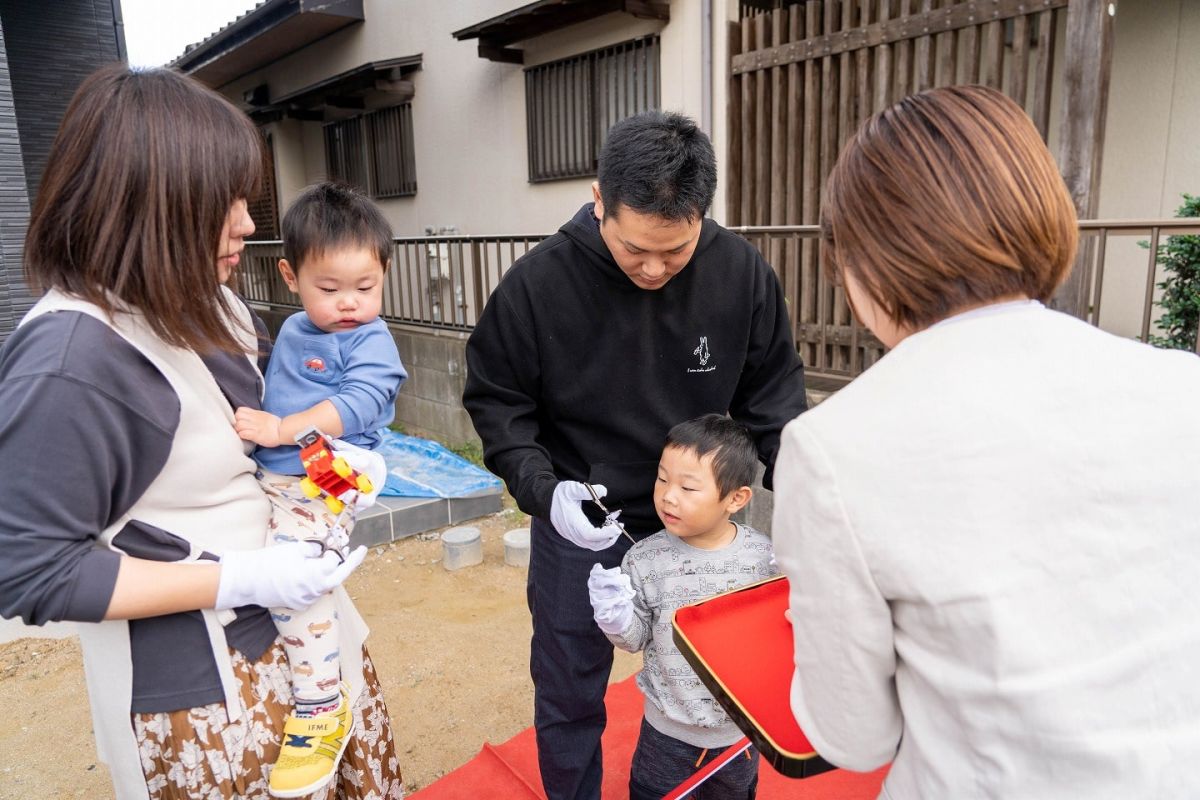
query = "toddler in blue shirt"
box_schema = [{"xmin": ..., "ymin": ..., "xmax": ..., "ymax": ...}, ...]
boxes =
[{"xmin": 234, "ymin": 182, "xmax": 406, "ymax": 798}]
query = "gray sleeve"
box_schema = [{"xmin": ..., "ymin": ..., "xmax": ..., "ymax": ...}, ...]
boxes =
[
  {"xmin": 604, "ymin": 550, "xmax": 654, "ymax": 653},
  {"xmin": 0, "ymin": 313, "xmax": 178, "ymax": 625}
]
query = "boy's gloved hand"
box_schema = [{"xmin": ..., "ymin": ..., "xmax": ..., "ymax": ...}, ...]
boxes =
[
  {"xmin": 216, "ymin": 541, "xmax": 367, "ymax": 611},
  {"xmin": 551, "ymin": 482, "xmax": 623, "ymax": 551},
  {"xmin": 588, "ymin": 563, "xmax": 635, "ymax": 635},
  {"xmin": 330, "ymin": 438, "xmax": 387, "ymax": 509}
]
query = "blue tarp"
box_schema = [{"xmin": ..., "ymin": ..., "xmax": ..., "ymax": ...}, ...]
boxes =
[{"xmin": 378, "ymin": 430, "xmax": 503, "ymax": 498}]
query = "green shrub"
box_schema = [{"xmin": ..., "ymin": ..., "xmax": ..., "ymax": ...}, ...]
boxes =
[{"xmin": 1145, "ymin": 194, "xmax": 1200, "ymax": 351}]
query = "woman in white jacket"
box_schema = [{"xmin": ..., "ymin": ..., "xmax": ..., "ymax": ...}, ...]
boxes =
[{"xmin": 773, "ymin": 85, "xmax": 1200, "ymax": 798}]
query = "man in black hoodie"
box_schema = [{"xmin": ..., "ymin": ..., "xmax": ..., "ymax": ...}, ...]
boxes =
[{"xmin": 463, "ymin": 111, "xmax": 807, "ymax": 800}]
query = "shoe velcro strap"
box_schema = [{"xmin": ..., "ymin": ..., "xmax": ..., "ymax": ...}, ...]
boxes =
[{"xmin": 283, "ymin": 715, "xmax": 338, "ymax": 737}]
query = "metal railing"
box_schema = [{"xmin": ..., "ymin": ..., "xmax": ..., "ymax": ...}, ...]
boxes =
[
  {"xmin": 241, "ymin": 218, "xmax": 1200, "ymax": 380},
  {"xmin": 240, "ymin": 234, "xmax": 545, "ymax": 332},
  {"xmin": 1079, "ymin": 219, "xmax": 1200, "ymax": 350}
]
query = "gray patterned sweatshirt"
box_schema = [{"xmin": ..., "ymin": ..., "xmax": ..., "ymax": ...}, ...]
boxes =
[{"xmin": 606, "ymin": 523, "xmax": 778, "ymax": 748}]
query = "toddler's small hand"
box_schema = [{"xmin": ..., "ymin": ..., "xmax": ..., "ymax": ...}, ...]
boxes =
[
  {"xmin": 588, "ymin": 563, "xmax": 635, "ymax": 635},
  {"xmin": 234, "ymin": 407, "xmax": 284, "ymax": 448}
]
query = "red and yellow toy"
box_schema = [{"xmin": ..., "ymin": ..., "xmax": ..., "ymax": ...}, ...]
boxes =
[{"xmin": 296, "ymin": 427, "xmax": 375, "ymax": 515}]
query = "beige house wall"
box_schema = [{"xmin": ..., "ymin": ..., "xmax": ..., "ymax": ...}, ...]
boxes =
[
  {"xmin": 1094, "ymin": 0, "xmax": 1200, "ymax": 338},
  {"xmin": 218, "ymin": 0, "xmax": 730, "ymax": 238},
  {"xmin": 219, "ymin": 1, "xmax": 1197, "ymax": 339}
]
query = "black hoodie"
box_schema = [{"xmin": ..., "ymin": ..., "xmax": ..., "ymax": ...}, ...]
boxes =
[{"xmin": 463, "ymin": 204, "xmax": 807, "ymax": 536}]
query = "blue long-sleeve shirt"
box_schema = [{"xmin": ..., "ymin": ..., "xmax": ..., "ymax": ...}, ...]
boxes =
[{"xmin": 255, "ymin": 312, "xmax": 407, "ymax": 475}]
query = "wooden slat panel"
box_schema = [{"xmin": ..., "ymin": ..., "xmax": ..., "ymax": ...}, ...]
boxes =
[
  {"xmin": 1010, "ymin": 12, "xmax": 1030, "ymax": 108},
  {"xmin": 727, "ymin": 19, "xmax": 743, "ymax": 225},
  {"xmin": 770, "ymin": 8, "xmax": 789, "ymax": 321},
  {"xmin": 833, "ymin": 0, "xmax": 855, "ymax": 372},
  {"xmin": 1031, "ymin": 8, "xmax": 1057, "ymax": 138},
  {"xmin": 740, "ymin": 18, "xmax": 754, "ymax": 225},
  {"xmin": 754, "ymin": 13, "xmax": 770, "ymax": 224},
  {"xmin": 770, "ymin": 7, "xmax": 787, "ymax": 226},
  {"xmin": 819, "ymin": 0, "xmax": 839, "ymax": 371},
  {"xmin": 894, "ymin": 0, "xmax": 914, "ymax": 100},
  {"xmin": 961, "ymin": 20, "xmax": 980, "ymax": 84},
  {"xmin": 981, "ymin": 18, "xmax": 1004, "ymax": 89},
  {"xmin": 914, "ymin": 0, "xmax": 934, "ymax": 91},
  {"xmin": 795, "ymin": 322, "xmax": 882, "ymax": 349},
  {"xmin": 785, "ymin": 7, "xmax": 803, "ymax": 225},
  {"xmin": 856, "ymin": 0, "xmax": 872, "ymax": 126},
  {"xmin": 802, "ymin": 0, "xmax": 821, "ymax": 367},
  {"xmin": 838, "ymin": 0, "xmax": 853, "ymax": 144},
  {"xmin": 1053, "ymin": 0, "xmax": 1116, "ymax": 319},
  {"xmin": 935, "ymin": 0, "xmax": 958, "ymax": 87},
  {"xmin": 874, "ymin": 0, "xmax": 893, "ymax": 109},
  {"xmin": 732, "ymin": 0, "xmax": 1068, "ymax": 73}
]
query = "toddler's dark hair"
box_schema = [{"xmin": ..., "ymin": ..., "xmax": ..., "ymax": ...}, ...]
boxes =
[
  {"xmin": 665, "ymin": 414, "xmax": 757, "ymax": 497},
  {"xmin": 282, "ymin": 181, "xmax": 392, "ymax": 271}
]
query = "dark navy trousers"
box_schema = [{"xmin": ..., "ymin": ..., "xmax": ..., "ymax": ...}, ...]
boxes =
[
  {"xmin": 528, "ymin": 516, "xmax": 637, "ymax": 800},
  {"xmin": 629, "ymin": 718, "xmax": 760, "ymax": 800}
]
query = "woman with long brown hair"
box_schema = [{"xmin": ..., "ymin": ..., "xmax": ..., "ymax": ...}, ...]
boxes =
[
  {"xmin": 774, "ymin": 85, "xmax": 1200, "ymax": 796},
  {"xmin": 0, "ymin": 65, "xmax": 403, "ymax": 799}
]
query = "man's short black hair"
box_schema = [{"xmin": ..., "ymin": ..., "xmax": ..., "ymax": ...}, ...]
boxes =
[
  {"xmin": 597, "ymin": 111, "xmax": 717, "ymax": 223},
  {"xmin": 282, "ymin": 181, "xmax": 393, "ymax": 271},
  {"xmin": 664, "ymin": 414, "xmax": 757, "ymax": 497}
]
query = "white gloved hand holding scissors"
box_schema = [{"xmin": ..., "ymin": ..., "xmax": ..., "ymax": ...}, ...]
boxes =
[
  {"xmin": 216, "ymin": 540, "xmax": 367, "ymax": 611},
  {"xmin": 587, "ymin": 563, "xmax": 636, "ymax": 635},
  {"xmin": 550, "ymin": 481, "xmax": 625, "ymax": 551}
]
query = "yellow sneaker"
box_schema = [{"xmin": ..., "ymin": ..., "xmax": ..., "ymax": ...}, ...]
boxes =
[{"xmin": 268, "ymin": 684, "xmax": 354, "ymax": 798}]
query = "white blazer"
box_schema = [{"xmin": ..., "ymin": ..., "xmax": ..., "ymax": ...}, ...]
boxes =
[{"xmin": 773, "ymin": 301, "xmax": 1200, "ymax": 799}]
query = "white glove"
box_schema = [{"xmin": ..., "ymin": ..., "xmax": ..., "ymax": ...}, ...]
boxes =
[
  {"xmin": 216, "ymin": 540, "xmax": 367, "ymax": 611},
  {"xmin": 330, "ymin": 438, "xmax": 386, "ymax": 509},
  {"xmin": 550, "ymin": 481, "xmax": 623, "ymax": 551},
  {"xmin": 588, "ymin": 563, "xmax": 635, "ymax": 635}
]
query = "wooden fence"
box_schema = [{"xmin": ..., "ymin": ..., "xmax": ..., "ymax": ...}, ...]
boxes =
[{"xmin": 726, "ymin": 0, "xmax": 1115, "ymax": 375}]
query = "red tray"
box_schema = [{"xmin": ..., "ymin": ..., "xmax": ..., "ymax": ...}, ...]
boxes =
[{"xmin": 672, "ymin": 575, "xmax": 835, "ymax": 778}]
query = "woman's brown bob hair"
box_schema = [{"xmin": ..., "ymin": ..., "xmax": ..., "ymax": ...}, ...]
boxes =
[
  {"xmin": 822, "ymin": 85, "xmax": 1078, "ymax": 330},
  {"xmin": 25, "ymin": 64, "xmax": 263, "ymax": 353}
]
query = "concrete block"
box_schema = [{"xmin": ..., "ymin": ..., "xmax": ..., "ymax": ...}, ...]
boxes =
[
  {"xmin": 448, "ymin": 489, "xmax": 503, "ymax": 524},
  {"xmin": 407, "ymin": 333, "xmax": 450, "ymax": 368},
  {"xmin": 406, "ymin": 365, "xmax": 458, "ymax": 404},
  {"xmin": 384, "ymin": 497, "xmax": 450, "ymax": 540},
  {"xmin": 442, "ymin": 526, "xmax": 483, "ymax": 570},
  {"xmin": 349, "ymin": 504, "xmax": 392, "ymax": 548},
  {"xmin": 442, "ymin": 409, "xmax": 481, "ymax": 444},
  {"xmin": 503, "ymin": 528, "xmax": 531, "ymax": 567},
  {"xmin": 394, "ymin": 394, "xmax": 441, "ymax": 435}
]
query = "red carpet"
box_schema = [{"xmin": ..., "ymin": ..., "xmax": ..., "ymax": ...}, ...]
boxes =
[{"xmin": 410, "ymin": 677, "xmax": 887, "ymax": 799}]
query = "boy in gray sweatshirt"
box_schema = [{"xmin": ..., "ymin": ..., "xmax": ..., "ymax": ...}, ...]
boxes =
[{"xmin": 588, "ymin": 414, "xmax": 778, "ymax": 799}]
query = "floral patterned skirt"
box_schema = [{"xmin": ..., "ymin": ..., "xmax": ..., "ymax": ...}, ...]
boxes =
[{"xmin": 133, "ymin": 643, "xmax": 403, "ymax": 799}]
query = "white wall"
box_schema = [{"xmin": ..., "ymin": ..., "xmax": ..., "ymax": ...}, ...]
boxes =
[
  {"xmin": 217, "ymin": 0, "xmax": 720, "ymax": 237},
  {"xmin": 1093, "ymin": 0, "xmax": 1200, "ymax": 338}
]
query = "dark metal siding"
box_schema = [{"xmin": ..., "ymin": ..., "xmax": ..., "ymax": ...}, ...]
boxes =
[
  {"xmin": 0, "ymin": 0, "xmax": 123, "ymax": 344},
  {"xmin": 0, "ymin": 0, "xmax": 123, "ymax": 200},
  {"xmin": 0, "ymin": 15, "xmax": 30, "ymax": 345}
]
